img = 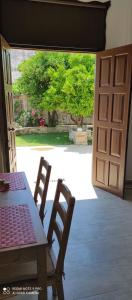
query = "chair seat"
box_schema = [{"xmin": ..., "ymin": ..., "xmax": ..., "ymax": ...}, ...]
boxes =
[{"xmin": 0, "ymin": 247, "xmax": 55, "ymax": 285}]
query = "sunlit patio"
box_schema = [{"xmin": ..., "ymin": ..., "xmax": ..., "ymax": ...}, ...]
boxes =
[{"xmin": 16, "ymin": 145, "xmax": 95, "ymax": 201}]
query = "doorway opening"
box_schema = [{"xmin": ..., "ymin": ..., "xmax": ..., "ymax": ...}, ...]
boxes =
[{"xmin": 10, "ymin": 49, "xmax": 96, "ymax": 200}]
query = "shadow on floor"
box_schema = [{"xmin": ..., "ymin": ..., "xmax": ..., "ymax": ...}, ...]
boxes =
[
  {"xmin": 63, "ymin": 145, "xmax": 92, "ymax": 154},
  {"xmin": 44, "ymin": 190, "xmax": 132, "ymax": 300}
]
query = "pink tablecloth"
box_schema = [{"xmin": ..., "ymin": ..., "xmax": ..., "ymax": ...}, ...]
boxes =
[
  {"xmin": 0, "ymin": 204, "xmax": 36, "ymax": 249},
  {"xmin": 0, "ymin": 172, "xmax": 26, "ymax": 191}
]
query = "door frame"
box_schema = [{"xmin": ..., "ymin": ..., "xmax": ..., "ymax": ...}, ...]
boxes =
[
  {"xmin": 0, "ymin": 39, "xmax": 132, "ymax": 200},
  {"xmin": 0, "ymin": 36, "xmax": 10, "ymax": 172}
]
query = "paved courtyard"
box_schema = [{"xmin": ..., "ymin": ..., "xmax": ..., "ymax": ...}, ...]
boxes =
[{"xmin": 16, "ymin": 144, "xmax": 95, "ymax": 201}]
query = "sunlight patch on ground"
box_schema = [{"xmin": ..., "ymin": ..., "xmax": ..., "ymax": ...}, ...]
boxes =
[
  {"xmin": 31, "ymin": 147, "xmax": 54, "ymax": 151},
  {"xmin": 16, "ymin": 145, "xmax": 96, "ymax": 200}
]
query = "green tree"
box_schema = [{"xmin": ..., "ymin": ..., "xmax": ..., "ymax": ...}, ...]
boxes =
[
  {"xmin": 63, "ymin": 65, "xmax": 94, "ymax": 126},
  {"xmin": 69, "ymin": 53, "xmax": 95, "ymax": 75},
  {"xmin": 41, "ymin": 59, "xmax": 95, "ymax": 126},
  {"xmin": 13, "ymin": 52, "xmax": 69, "ymax": 126},
  {"xmin": 39, "ymin": 65, "xmax": 66, "ymax": 126},
  {"xmin": 13, "ymin": 52, "xmax": 95, "ymax": 126}
]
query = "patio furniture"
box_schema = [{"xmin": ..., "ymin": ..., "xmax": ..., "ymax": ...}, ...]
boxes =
[
  {"xmin": 0, "ymin": 172, "xmax": 48, "ymax": 300},
  {"xmin": 34, "ymin": 156, "xmax": 51, "ymax": 225},
  {"xmin": 0, "ymin": 178, "xmax": 75, "ymax": 300}
]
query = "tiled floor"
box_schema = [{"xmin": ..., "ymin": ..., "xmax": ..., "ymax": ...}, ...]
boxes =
[{"xmin": 15, "ymin": 145, "xmax": 132, "ymax": 300}]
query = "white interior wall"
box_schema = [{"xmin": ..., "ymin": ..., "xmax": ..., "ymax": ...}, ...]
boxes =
[
  {"xmin": 106, "ymin": 0, "xmax": 132, "ymax": 49},
  {"xmin": 80, "ymin": 0, "xmax": 132, "ymax": 48},
  {"xmin": 126, "ymin": 95, "xmax": 132, "ymax": 181},
  {"xmin": 105, "ymin": 0, "xmax": 132, "ymax": 181}
]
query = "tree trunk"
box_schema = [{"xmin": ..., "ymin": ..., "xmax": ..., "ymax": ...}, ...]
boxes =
[
  {"xmin": 80, "ymin": 116, "xmax": 83, "ymax": 126},
  {"xmin": 70, "ymin": 115, "xmax": 83, "ymax": 126},
  {"xmin": 48, "ymin": 110, "xmax": 58, "ymax": 127}
]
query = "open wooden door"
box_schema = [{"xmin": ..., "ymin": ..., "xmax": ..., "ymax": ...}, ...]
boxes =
[
  {"xmin": 0, "ymin": 35, "xmax": 17, "ymax": 172},
  {"xmin": 92, "ymin": 45, "xmax": 132, "ymax": 197}
]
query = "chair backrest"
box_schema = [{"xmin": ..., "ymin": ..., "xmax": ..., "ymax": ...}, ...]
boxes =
[
  {"xmin": 47, "ymin": 179, "xmax": 75, "ymax": 275},
  {"xmin": 34, "ymin": 156, "xmax": 51, "ymax": 224}
]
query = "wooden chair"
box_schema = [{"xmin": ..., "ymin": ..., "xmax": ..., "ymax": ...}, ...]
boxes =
[
  {"xmin": 46, "ymin": 178, "xmax": 75, "ymax": 299},
  {"xmin": 34, "ymin": 156, "xmax": 51, "ymax": 224},
  {"xmin": 0, "ymin": 179, "xmax": 75, "ymax": 300}
]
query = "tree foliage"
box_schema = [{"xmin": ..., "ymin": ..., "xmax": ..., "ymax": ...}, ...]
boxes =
[
  {"xmin": 13, "ymin": 52, "xmax": 95, "ymax": 125},
  {"xmin": 13, "ymin": 52, "xmax": 69, "ymax": 106},
  {"xmin": 63, "ymin": 65, "xmax": 94, "ymax": 125}
]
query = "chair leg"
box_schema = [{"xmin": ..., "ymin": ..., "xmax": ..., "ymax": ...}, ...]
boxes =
[
  {"xmin": 56, "ymin": 278, "xmax": 64, "ymax": 300},
  {"xmin": 52, "ymin": 283, "xmax": 57, "ymax": 298}
]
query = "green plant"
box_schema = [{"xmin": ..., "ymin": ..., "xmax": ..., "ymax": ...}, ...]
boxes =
[
  {"xmin": 87, "ymin": 137, "xmax": 93, "ymax": 145},
  {"xmin": 15, "ymin": 110, "xmax": 27, "ymax": 127},
  {"xmin": 15, "ymin": 109, "xmax": 45, "ymax": 127},
  {"xmin": 26, "ymin": 110, "xmax": 39, "ymax": 127},
  {"xmin": 14, "ymin": 100, "xmax": 21, "ymax": 114}
]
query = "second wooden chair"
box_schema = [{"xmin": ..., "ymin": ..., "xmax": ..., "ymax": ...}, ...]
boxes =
[{"xmin": 34, "ymin": 156, "xmax": 51, "ymax": 225}]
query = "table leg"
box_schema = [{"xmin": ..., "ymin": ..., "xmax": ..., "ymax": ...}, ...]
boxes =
[{"xmin": 37, "ymin": 246, "xmax": 47, "ymax": 300}]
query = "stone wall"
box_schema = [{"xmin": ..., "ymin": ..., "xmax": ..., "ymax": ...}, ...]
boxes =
[{"xmin": 15, "ymin": 125, "xmax": 93, "ymax": 135}]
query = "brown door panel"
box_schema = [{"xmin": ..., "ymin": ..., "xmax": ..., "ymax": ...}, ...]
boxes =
[
  {"xmin": 92, "ymin": 45, "xmax": 132, "ymax": 197},
  {"xmin": 0, "ymin": 35, "xmax": 17, "ymax": 172}
]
